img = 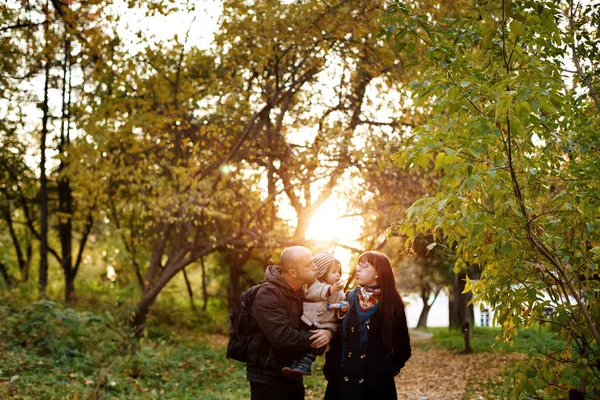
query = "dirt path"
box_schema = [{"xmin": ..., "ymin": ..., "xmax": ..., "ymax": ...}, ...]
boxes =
[{"xmin": 394, "ymin": 331, "xmax": 524, "ymax": 400}]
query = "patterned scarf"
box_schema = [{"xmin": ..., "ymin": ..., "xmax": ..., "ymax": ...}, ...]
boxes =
[
  {"xmin": 341, "ymin": 285, "xmax": 381, "ymax": 366},
  {"xmin": 358, "ymin": 286, "xmax": 381, "ymax": 311}
]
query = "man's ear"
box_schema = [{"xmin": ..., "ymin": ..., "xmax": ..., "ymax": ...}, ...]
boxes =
[{"xmin": 287, "ymin": 267, "xmax": 298, "ymax": 279}]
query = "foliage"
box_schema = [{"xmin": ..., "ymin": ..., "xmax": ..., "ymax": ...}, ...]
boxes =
[
  {"xmin": 0, "ymin": 298, "xmax": 244, "ymax": 399},
  {"xmin": 384, "ymin": 0, "xmax": 600, "ymax": 397},
  {"xmin": 0, "ymin": 295, "xmax": 329, "ymax": 399}
]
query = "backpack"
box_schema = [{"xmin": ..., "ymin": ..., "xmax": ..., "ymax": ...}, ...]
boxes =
[{"xmin": 226, "ymin": 283, "xmax": 265, "ymax": 362}]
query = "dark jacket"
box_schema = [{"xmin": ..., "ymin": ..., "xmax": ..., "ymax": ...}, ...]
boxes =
[
  {"xmin": 246, "ymin": 266, "xmax": 313, "ymax": 385},
  {"xmin": 323, "ymin": 288, "xmax": 411, "ymax": 400}
]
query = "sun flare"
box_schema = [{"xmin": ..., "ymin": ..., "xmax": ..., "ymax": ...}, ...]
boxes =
[{"xmin": 305, "ymin": 199, "xmax": 362, "ymax": 276}]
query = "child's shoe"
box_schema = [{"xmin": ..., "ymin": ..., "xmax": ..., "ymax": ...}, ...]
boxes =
[
  {"xmin": 282, "ymin": 360, "xmax": 302, "ymax": 380},
  {"xmin": 282, "ymin": 356, "xmax": 313, "ymax": 378},
  {"xmin": 293, "ymin": 356, "xmax": 313, "ymax": 375}
]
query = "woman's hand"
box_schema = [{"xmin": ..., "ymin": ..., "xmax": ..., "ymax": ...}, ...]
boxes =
[{"xmin": 340, "ymin": 301, "xmax": 349, "ymax": 313}]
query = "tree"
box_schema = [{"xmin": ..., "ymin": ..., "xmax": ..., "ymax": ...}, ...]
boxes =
[
  {"xmin": 1, "ymin": 0, "xmax": 119, "ymax": 301},
  {"xmin": 0, "ymin": 135, "xmax": 35, "ymax": 287},
  {"xmin": 75, "ymin": 15, "xmax": 280, "ymax": 333},
  {"xmin": 207, "ymin": 0, "xmax": 422, "ymax": 305},
  {"xmin": 385, "ymin": 0, "xmax": 600, "ymax": 396},
  {"xmin": 215, "ymin": 0, "xmax": 425, "ymax": 242},
  {"xmin": 399, "ymin": 235, "xmax": 454, "ymax": 328}
]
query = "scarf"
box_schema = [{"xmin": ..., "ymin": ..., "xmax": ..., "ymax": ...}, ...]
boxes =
[
  {"xmin": 341, "ymin": 285, "xmax": 380, "ymax": 366},
  {"xmin": 358, "ymin": 286, "xmax": 381, "ymax": 311}
]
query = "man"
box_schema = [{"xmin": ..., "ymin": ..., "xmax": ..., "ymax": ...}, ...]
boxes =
[{"xmin": 246, "ymin": 246, "xmax": 333, "ymax": 400}]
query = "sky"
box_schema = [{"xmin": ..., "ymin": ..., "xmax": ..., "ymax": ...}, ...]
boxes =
[{"xmin": 110, "ymin": 0, "xmax": 223, "ymax": 51}]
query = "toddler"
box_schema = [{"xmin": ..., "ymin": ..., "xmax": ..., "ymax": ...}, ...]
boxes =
[{"xmin": 282, "ymin": 251, "xmax": 348, "ymax": 378}]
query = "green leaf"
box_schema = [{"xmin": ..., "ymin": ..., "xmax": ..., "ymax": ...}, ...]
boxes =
[
  {"xmin": 500, "ymin": 242, "xmax": 513, "ymax": 254},
  {"xmin": 509, "ymin": 20, "xmax": 525, "ymax": 36},
  {"xmin": 495, "ymin": 93, "xmax": 514, "ymax": 121}
]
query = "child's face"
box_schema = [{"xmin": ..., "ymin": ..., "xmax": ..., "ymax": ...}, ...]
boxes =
[{"xmin": 323, "ymin": 262, "xmax": 342, "ymax": 285}]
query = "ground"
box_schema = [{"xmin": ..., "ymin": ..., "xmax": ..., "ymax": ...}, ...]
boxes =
[
  {"xmin": 394, "ymin": 330, "xmax": 524, "ymax": 400},
  {"xmin": 0, "ymin": 327, "xmax": 525, "ymax": 399}
]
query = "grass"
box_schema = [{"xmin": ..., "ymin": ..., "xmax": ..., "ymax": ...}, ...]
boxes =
[
  {"xmin": 1, "ymin": 335, "xmax": 251, "ymax": 399},
  {"xmin": 0, "ymin": 299, "xmax": 327, "ymax": 399},
  {"xmin": 420, "ymin": 325, "xmax": 562, "ymax": 355}
]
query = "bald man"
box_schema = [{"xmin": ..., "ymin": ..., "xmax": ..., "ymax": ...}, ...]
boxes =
[{"xmin": 246, "ymin": 246, "xmax": 333, "ymax": 400}]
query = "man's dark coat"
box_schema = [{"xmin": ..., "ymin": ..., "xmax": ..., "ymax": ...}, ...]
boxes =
[{"xmin": 246, "ymin": 265, "xmax": 313, "ymax": 387}]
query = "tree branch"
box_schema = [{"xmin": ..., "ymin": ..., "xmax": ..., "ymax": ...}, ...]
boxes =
[
  {"xmin": 0, "ymin": 21, "xmax": 47, "ymax": 32},
  {"xmin": 569, "ymin": 0, "xmax": 600, "ymax": 112}
]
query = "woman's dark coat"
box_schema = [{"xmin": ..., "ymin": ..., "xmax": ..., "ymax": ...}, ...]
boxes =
[{"xmin": 323, "ymin": 288, "xmax": 411, "ymax": 400}]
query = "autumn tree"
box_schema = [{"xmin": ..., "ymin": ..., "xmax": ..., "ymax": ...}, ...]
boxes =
[
  {"xmin": 1, "ymin": 0, "xmax": 123, "ymax": 301},
  {"xmin": 215, "ymin": 0, "xmax": 426, "ymax": 244},
  {"xmin": 385, "ymin": 0, "xmax": 600, "ymax": 396},
  {"xmin": 0, "ymin": 135, "xmax": 36, "ymax": 287},
  {"xmin": 75, "ymin": 6, "xmax": 286, "ymax": 333}
]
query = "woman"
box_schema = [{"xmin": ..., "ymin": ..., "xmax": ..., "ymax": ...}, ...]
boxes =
[{"xmin": 323, "ymin": 251, "xmax": 411, "ymax": 400}]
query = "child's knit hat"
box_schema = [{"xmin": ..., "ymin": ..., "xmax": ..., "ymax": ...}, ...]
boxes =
[{"xmin": 314, "ymin": 251, "xmax": 340, "ymax": 280}]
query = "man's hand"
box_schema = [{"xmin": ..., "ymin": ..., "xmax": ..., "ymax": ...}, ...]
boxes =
[
  {"xmin": 309, "ymin": 329, "xmax": 332, "ymax": 348},
  {"xmin": 330, "ymin": 280, "xmax": 344, "ymax": 294}
]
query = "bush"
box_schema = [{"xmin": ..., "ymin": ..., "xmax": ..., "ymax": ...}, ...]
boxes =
[{"xmin": 0, "ymin": 297, "xmax": 248, "ymax": 398}]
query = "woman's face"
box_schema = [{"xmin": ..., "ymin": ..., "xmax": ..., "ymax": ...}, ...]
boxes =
[{"xmin": 355, "ymin": 259, "xmax": 378, "ymax": 287}]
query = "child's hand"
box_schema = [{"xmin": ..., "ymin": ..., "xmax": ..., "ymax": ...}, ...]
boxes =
[
  {"xmin": 340, "ymin": 301, "xmax": 349, "ymax": 313},
  {"xmin": 330, "ymin": 280, "xmax": 344, "ymax": 294}
]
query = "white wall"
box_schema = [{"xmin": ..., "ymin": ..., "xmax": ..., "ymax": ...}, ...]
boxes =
[
  {"xmin": 403, "ymin": 293, "xmax": 449, "ymax": 328},
  {"xmin": 403, "ymin": 293, "xmax": 497, "ymax": 328}
]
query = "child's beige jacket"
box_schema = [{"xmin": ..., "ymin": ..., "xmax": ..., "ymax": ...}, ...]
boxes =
[{"xmin": 301, "ymin": 281, "xmax": 345, "ymax": 332}]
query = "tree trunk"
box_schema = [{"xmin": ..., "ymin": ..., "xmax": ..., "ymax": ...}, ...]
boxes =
[
  {"xmin": 417, "ymin": 285, "xmax": 432, "ymax": 328},
  {"xmin": 131, "ymin": 256, "xmax": 190, "ymax": 336},
  {"xmin": 38, "ymin": 55, "xmax": 50, "ymax": 297},
  {"xmin": 132, "ymin": 259, "xmax": 190, "ymax": 336},
  {"xmin": 131, "ymin": 293, "xmax": 155, "ymax": 338},
  {"xmin": 227, "ymin": 250, "xmax": 251, "ymax": 312},
  {"xmin": 463, "ymin": 321, "xmax": 472, "ymax": 354},
  {"xmin": 182, "ymin": 267, "xmax": 196, "ymax": 311},
  {"xmin": 0, "ymin": 261, "xmax": 13, "ymax": 288},
  {"xmin": 3, "ymin": 206, "xmax": 28, "ymax": 280},
  {"xmin": 64, "ymin": 271, "xmax": 76, "ymax": 303},
  {"xmin": 455, "ymin": 272, "xmax": 473, "ymax": 353},
  {"xmin": 25, "ymin": 231, "xmax": 32, "ymax": 280},
  {"xmin": 449, "ymin": 272, "xmax": 473, "ymax": 339},
  {"xmin": 228, "ymin": 259, "xmax": 242, "ymax": 313},
  {"xmin": 59, "ymin": 38, "xmax": 75, "ymax": 303},
  {"xmin": 60, "ymin": 200, "xmax": 74, "ymax": 302},
  {"xmin": 294, "ymin": 209, "xmax": 311, "ymax": 241},
  {"xmin": 201, "ymin": 257, "xmax": 208, "ymax": 311},
  {"xmin": 131, "ymin": 235, "xmax": 235, "ymax": 336},
  {"xmin": 449, "ymin": 274, "xmax": 460, "ymax": 329},
  {"xmin": 417, "ymin": 302, "xmax": 431, "ymax": 328}
]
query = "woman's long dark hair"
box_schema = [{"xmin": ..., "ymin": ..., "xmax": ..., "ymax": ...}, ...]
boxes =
[{"xmin": 357, "ymin": 251, "xmax": 405, "ymax": 350}]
